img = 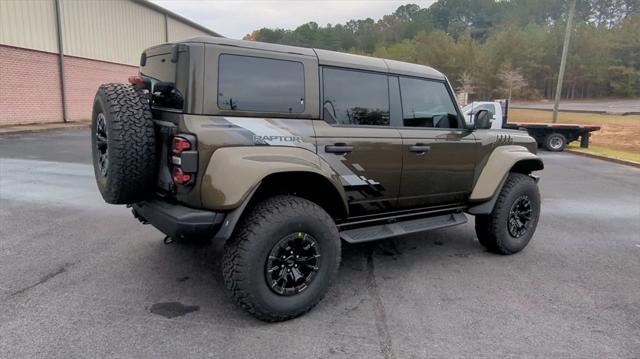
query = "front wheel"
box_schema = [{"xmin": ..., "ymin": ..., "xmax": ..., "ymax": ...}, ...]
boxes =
[
  {"xmin": 475, "ymin": 173, "xmax": 541, "ymax": 254},
  {"xmin": 222, "ymin": 195, "xmax": 341, "ymax": 322}
]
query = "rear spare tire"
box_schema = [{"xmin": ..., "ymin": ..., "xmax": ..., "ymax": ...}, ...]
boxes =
[
  {"xmin": 91, "ymin": 83, "xmax": 156, "ymax": 204},
  {"xmin": 543, "ymin": 133, "xmax": 566, "ymax": 152}
]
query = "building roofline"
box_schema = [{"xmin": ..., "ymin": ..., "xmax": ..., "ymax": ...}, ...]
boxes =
[{"xmin": 132, "ymin": 0, "xmax": 223, "ymax": 38}]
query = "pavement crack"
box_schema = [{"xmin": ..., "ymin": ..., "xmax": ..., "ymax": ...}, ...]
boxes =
[
  {"xmin": 10, "ymin": 263, "xmax": 72, "ymax": 297},
  {"xmin": 366, "ymin": 247, "xmax": 395, "ymax": 359}
]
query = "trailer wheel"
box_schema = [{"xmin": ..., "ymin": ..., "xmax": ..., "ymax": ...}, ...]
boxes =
[{"xmin": 543, "ymin": 133, "xmax": 566, "ymax": 152}]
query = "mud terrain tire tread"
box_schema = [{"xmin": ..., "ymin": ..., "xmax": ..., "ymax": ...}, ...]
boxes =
[
  {"xmin": 222, "ymin": 195, "xmax": 341, "ymax": 322},
  {"xmin": 91, "ymin": 83, "xmax": 156, "ymax": 204},
  {"xmin": 475, "ymin": 173, "xmax": 540, "ymax": 255}
]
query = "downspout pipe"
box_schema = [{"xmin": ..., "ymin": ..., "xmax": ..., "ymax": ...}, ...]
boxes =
[{"xmin": 54, "ymin": 0, "xmax": 69, "ymax": 123}]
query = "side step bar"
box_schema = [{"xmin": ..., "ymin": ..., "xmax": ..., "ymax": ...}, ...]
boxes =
[{"xmin": 339, "ymin": 212, "xmax": 467, "ymax": 244}]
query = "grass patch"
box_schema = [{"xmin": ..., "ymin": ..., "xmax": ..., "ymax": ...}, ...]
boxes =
[{"xmin": 567, "ymin": 143, "xmax": 640, "ymax": 163}]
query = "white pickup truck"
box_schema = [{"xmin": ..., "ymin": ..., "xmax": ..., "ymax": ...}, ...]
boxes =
[{"xmin": 461, "ymin": 100, "xmax": 600, "ymax": 151}]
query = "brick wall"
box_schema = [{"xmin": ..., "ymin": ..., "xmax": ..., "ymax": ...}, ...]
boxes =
[
  {"xmin": 0, "ymin": 45, "xmax": 63, "ymax": 125},
  {"xmin": 0, "ymin": 45, "xmax": 138, "ymax": 125},
  {"xmin": 64, "ymin": 56, "xmax": 137, "ymax": 121}
]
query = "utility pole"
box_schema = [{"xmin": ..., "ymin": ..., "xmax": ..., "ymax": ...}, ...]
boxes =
[{"xmin": 552, "ymin": 0, "xmax": 576, "ymax": 123}]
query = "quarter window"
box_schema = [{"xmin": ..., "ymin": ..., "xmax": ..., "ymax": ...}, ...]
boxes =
[
  {"xmin": 399, "ymin": 77, "xmax": 459, "ymax": 128},
  {"xmin": 322, "ymin": 68, "xmax": 390, "ymax": 126},
  {"xmin": 217, "ymin": 54, "xmax": 305, "ymax": 113}
]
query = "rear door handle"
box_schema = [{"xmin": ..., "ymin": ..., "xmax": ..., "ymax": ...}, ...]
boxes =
[
  {"xmin": 409, "ymin": 144, "xmax": 431, "ymax": 153},
  {"xmin": 325, "ymin": 144, "xmax": 353, "ymax": 154}
]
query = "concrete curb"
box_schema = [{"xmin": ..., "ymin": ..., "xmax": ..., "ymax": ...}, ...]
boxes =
[
  {"xmin": 0, "ymin": 122, "xmax": 89, "ymax": 135},
  {"xmin": 566, "ymin": 149, "xmax": 640, "ymax": 169}
]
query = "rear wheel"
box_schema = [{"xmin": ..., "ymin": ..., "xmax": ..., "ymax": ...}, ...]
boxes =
[
  {"xmin": 543, "ymin": 133, "xmax": 566, "ymax": 152},
  {"xmin": 91, "ymin": 83, "xmax": 156, "ymax": 204},
  {"xmin": 475, "ymin": 173, "xmax": 541, "ymax": 254},
  {"xmin": 222, "ymin": 195, "xmax": 341, "ymax": 322}
]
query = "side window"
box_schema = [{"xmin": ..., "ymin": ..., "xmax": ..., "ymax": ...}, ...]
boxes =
[
  {"xmin": 462, "ymin": 103, "xmax": 494, "ymax": 116},
  {"xmin": 399, "ymin": 77, "xmax": 459, "ymax": 128},
  {"xmin": 217, "ymin": 54, "xmax": 305, "ymax": 113},
  {"xmin": 474, "ymin": 104, "xmax": 495, "ymax": 115},
  {"xmin": 322, "ymin": 67, "xmax": 389, "ymax": 126}
]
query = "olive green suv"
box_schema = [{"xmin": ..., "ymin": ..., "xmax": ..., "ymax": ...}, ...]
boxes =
[{"xmin": 91, "ymin": 37, "xmax": 543, "ymax": 322}]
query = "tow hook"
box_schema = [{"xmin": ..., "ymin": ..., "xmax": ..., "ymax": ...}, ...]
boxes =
[{"xmin": 130, "ymin": 206, "xmax": 148, "ymax": 225}]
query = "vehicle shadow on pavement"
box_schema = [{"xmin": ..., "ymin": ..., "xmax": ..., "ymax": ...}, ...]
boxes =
[{"xmin": 140, "ymin": 222, "xmax": 486, "ymax": 323}]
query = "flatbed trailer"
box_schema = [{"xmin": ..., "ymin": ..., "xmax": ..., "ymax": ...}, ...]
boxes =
[
  {"xmin": 498, "ymin": 100, "xmax": 601, "ymax": 152},
  {"xmin": 504, "ymin": 122, "xmax": 601, "ymax": 151}
]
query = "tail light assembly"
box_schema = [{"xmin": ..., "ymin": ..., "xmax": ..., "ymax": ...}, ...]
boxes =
[{"xmin": 171, "ymin": 134, "xmax": 197, "ymax": 186}]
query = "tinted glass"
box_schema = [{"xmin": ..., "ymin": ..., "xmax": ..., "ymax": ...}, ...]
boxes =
[
  {"xmin": 399, "ymin": 77, "xmax": 459, "ymax": 128},
  {"xmin": 141, "ymin": 54, "xmax": 184, "ymax": 110},
  {"xmin": 322, "ymin": 68, "xmax": 389, "ymax": 126},
  {"xmin": 218, "ymin": 54, "xmax": 305, "ymax": 113}
]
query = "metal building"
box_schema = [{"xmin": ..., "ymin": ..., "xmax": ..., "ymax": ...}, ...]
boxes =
[{"xmin": 0, "ymin": 0, "xmax": 220, "ymax": 125}]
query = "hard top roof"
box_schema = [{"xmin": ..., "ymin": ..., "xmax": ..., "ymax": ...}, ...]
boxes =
[{"xmin": 180, "ymin": 36, "xmax": 445, "ymax": 80}]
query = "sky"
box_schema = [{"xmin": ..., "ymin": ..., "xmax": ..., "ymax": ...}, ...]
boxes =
[{"xmin": 150, "ymin": 0, "xmax": 436, "ymax": 39}]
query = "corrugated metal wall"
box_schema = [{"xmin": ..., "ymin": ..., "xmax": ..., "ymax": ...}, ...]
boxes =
[
  {"xmin": 0, "ymin": 0, "xmax": 217, "ymax": 65},
  {"xmin": 0, "ymin": 0, "xmax": 59, "ymax": 53},
  {"xmin": 61, "ymin": 0, "xmax": 165, "ymax": 65},
  {"xmin": 167, "ymin": 16, "xmax": 211, "ymax": 42}
]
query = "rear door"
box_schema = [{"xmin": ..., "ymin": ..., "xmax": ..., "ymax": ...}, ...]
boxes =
[
  {"xmin": 314, "ymin": 67, "xmax": 402, "ymax": 217},
  {"xmin": 395, "ymin": 76, "xmax": 477, "ymax": 209}
]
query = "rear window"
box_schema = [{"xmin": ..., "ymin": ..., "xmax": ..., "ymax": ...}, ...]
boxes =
[
  {"xmin": 217, "ymin": 54, "xmax": 305, "ymax": 113},
  {"xmin": 141, "ymin": 53, "xmax": 185, "ymax": 111}
]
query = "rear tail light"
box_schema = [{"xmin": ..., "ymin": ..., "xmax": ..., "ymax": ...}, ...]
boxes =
[
  {"xmin": 128, "ymin": 75, "xmax": 145, "ymax": 85},
  {"xmin": 170, "ymin": 134, "xmax": 197, "ymax": 187},
  {"xmin": 172, "ymin": 136, "xmax": 192, "ymax": 154},
  {"xmin": 172, "ymin": 167, "xmax": 192, "ymax": 184}
]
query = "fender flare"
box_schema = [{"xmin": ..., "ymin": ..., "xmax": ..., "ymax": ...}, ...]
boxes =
[
  {"xmin": 467, "ymin": 145, "xmax": 543, "ymax": 215},
  {"xmin": 201, "ymin": 146, "xmax": 348, "ymax": 211}
]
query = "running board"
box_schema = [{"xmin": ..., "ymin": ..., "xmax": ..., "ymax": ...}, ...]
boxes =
[{"xmin": 339, "ymin": 212, "xmax": 467, "ymax": 244}]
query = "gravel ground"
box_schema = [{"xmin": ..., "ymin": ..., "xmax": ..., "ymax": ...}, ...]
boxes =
[{"xmin": 1, "ymin": 128, "xmax": 639, "ymax": 358}]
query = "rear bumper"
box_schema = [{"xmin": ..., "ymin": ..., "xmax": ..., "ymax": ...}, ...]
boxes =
[{"xmin": 132, "ymin": 200, "xmax": 225, "ymax": 239}]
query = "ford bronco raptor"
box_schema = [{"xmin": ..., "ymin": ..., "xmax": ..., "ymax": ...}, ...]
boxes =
[{"xmin": 91, "ymin": 37, "xmax": 543, "ymax": 322}]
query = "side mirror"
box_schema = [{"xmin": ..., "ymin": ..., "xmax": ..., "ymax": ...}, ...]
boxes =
[{"xmin": 474, "ymin": 109, "xmax": 492, "ymax": 130}]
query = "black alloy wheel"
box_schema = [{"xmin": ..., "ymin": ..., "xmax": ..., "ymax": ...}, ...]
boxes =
[
  {"xmin": 265, "ymin": 232, "xmax": 321, "ymax": 296},
  {"xmin": 95, "ymin": 112, "xmax": 109, "ymax": 177},
  {"xmin": 508, "ymin": 195, "xmax": 532, "ymax": 238}
]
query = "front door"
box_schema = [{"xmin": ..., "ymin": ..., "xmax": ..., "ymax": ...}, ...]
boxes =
[
  {"xmin": 394, "ymin": 76, "xmax": 477, "ymax": 209},
  {"xmin": 315, "ymin": 67, "xmax": 402, "ymax": 217}
]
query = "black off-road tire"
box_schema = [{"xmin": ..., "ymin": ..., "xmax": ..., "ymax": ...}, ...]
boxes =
[
  {"xmin": 222, "ymin": 195, "xmax": 341, "ymax": 322},
  {"xmin": 475, "ymin": 173, "xmax": 541, "ymax": 255},
  {"xmin": 543, "ymin": 133, "xmax": 566, "ymax": 152},
  {"xmin": 91, "ymin": 83, "xmax": 156, "ymax": 204}
]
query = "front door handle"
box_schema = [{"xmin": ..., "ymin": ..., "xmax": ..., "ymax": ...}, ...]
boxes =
[
  {"xmin": 409, "ymin": 144, "xmax": 431, "ymax": 153},
  {"xmin": 325, "ymin": 144, "xmax": 353, "ymax": 154}
]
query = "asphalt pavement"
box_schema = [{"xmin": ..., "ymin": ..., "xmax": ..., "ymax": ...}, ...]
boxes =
[{"xmin": 1, "ymin": 128, "xmax": 639, "ymax": 358}]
